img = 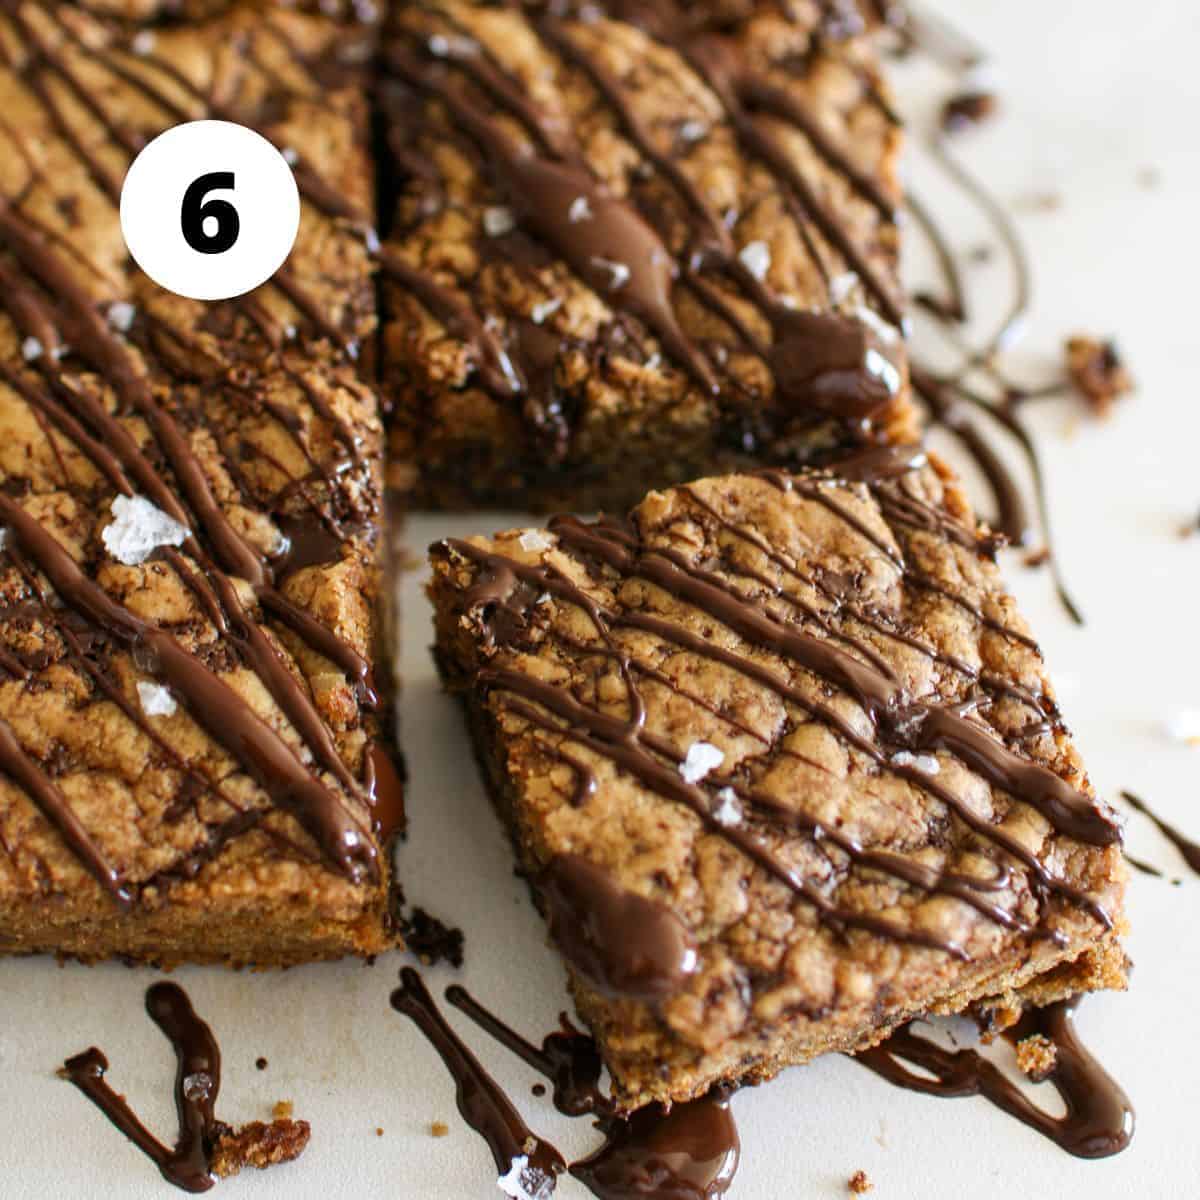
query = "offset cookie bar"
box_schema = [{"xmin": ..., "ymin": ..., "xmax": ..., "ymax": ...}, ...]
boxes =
[
  {"xmin": 0, "ymin": 3, "xmax": 402, "ymax": 965},
  {"xmin": 381, "ymin": 0, "xmax": 917, "ymax": 511},
  {"xmin": 428, "ymin": 451, "xmax": 1126, "ymax": 1109}
]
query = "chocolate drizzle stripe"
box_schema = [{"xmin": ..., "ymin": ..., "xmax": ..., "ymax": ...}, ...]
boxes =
[
  {"xmin": 391, "ymin": 968, "xmax": 566, "ymax": 1186},
  {"xmin": 0, "ymin": 713, "xmax": 130, "ymax": 907},
  {"xmin": 398, "ymin": 970, "xmax": 741, "ymax": 1197},
  {"xmin": 858, "ymin": 998, "xmax": 1134, "ymax": 1159},
  {"xmin": 62, "ymin": 982, "xmax": 223, "ymax": 1192},
  {"xmin": 1120, "ymin": 790, "xmax": 1200, "ymax": 875}
]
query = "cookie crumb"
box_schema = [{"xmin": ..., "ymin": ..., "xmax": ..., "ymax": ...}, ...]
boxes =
[
  {"xmin": 273, "ymin": 1100, "xmax": 294, "ymax": 1121},
  {"xmin": 375, "ymin": 1127, "xmax": 384, "ymax": 1137},
  {"xmin": 1023, "ymin": 547, "xmax": 1050, "ymax": 568},
  {"xmin": 941, "ymin": 90, "xmax": 998, "ymax": 134},
  {"xmin": 431, "ymin": 1120, "xmax": 449, "ymax": 1138},
  {"xmin": 255, "ymin": 1057, "xmax": 268, "ymax": 1071},
  {"xmin": 849, "ymin": 1168, "xmax": 873, "ymax": 1194},
  {"xmin": 400, "ymin": 907, "xmax": 465, "ymax": 969},
  {"xmin": 210, "ymin": 1119, "xmax": 310, "ymax": 1179},
  {"xmin": 1065, "ymin": 336, "xmax": 1133, "ymax": 416},
  {"xmin": 1015, "ymin": 1033, "xmax": 1058, "ymax": 1082}
]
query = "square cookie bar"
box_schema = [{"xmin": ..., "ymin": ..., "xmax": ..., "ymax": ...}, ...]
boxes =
[
  {"xmin": 381, "ymin": 0, "xmax": 916, "ymax": 510},
  {"xmin": 428, "ymin": 451, "xmax": 1126, "ymax": 1108},
  {"xmin": 0, "ymin": 2, "xmax": 402, "ymax": 965}
]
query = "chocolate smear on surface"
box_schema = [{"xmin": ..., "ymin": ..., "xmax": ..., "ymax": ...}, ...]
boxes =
[
  {"xmin": 391, "ymin": 968, "xmax": 566, "ymax": 1194},
  {"xmin": 396, "ymin": 971, "xmax": 743, "ymax": 1198},
  {"xmin": 857, "ymin": 998, "xmax": 1134, "ymax": 1159},
  {"xmin": 1121, "ymin": 790, "xmax": 1200, "ymax": 876},
  {"xmin": 60, "ymin": 982, "xmax": 309, "ymax": 1192},
  {"xmin": 540, "ymin": 853, "xmax": 699, "ymax": 1002}
]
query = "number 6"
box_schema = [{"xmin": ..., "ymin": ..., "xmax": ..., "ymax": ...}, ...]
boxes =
[{"xmin": 180, "ymin": 172, "xmax": 240, "ymax": 255}]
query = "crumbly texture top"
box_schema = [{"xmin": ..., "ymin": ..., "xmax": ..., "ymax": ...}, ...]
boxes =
[
  {"xmin": 429, "ymin": 456, "xmax": 1125, "ymax": 1097},
  {"xmin": 0, "ymin": 3, "xmax": 394, "ymax": 922},
  {"xmin": 382, "ymin": 0, "xmax": 914, "ymax": 500}
]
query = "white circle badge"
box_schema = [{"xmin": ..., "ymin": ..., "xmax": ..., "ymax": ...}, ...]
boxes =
[{"xmin": 120, "ymin": 120, "xmax": 301, "ymax": 302}]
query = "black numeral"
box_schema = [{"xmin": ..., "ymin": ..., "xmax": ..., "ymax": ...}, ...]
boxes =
[{"xmin": 180, "ymin": 171, "xmax": 240, "ymax": 255}]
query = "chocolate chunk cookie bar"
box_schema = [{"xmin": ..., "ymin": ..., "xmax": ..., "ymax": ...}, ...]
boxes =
[
  {"xmin": 0, "ymin": 3, "xmax": 401, "ymax": 965},
  {"xmin": 381, "ymin": 0, "xmax": 917, "ymax": 511},
  {"xmin": 428, "ymin": 451, "xmax": 1127, "ymax": 1109}
]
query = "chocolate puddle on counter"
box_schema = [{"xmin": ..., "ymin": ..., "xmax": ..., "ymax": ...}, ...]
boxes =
[
  {"xmin": 392, "ymin": 968, "xmax": 739, "ymax": 1199},
  {"xmin": 59, "ymin": 982, "xmax": 310, "ymax": 1192}
]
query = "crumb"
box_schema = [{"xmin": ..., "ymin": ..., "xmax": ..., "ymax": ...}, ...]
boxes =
[
  {"xmin": 400, "ymin": 907, "xmax": 465, "ymax": 969},
  {"xmin": 272, "ymin": 1100, "xmax": 294, "ymax": 1121},
  {"xmin": 1015, "ymin": 191, "xmax": 1062, "ymax": 213},
  {"xmin": 255, "ymin": 1057, "xmax": 268, "ymax": 1071},
  {"xmin": 849, "ymin": 1168, "xmax": 873, "ymax": 1194},
  {"xmin": 532, "ymin": 1083, "xmax": 546, "ymax": 1097},
  {"xmin": 941, "ymin": 90, "xmax": 998, "ymax": 133},
  {"xmin": 210, "ymin": 1119, "xmax": 311, "ymax": 1179},
  {"xmin": 1023, "ymin": 547, "xmax": 1050, "ymax": 568},
  {"xmin": 1180, "ymin": 512, "xmax": 1199, "ymax": 539},
  {"xmin": 1015, "ymin": 1033, "xmax": 1058, "ymax": 1082},
  {"xmin": 431, "ymin": 1121, "xmax": 449, "ymax": 1138},
  {"xmin": 1138, "ymin": 166, "xmax": 1161, "ymax": 189},
  {"xmin": 375, "ymin": 1127, "xmax": 384, "ymax": 1137},
  {"xmin": 1065, "ymin": 336, "xmax": 1133, "ymax": 416}
]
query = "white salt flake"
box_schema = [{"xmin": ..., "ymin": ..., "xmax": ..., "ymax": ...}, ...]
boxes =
[
  {"xmin": 713, "ymin": 787, "xmax": 741, "ymax": 826},
  {"xmin": 132, "ymin": 30, "xmax": 156, "ymax": 55},
  {"xmin": 181, "ymin": 1072, "xmax": 211, "ymax": 1102},
  {"xmin": 679, "ymin": 741, "xmax": 724, "ymax": 784},
  {"xmin": 483, "ymin": 206, "xmax": 516, "ymax": 237},
  {"xmin": 1165, "ymin": 711, "xmax": 1200, "ymax": 745},
  {"xmin": 346, "ymin": 339, "xmax": 360, "ymax": 361},
  {"xmin": 107, "ymin": 301, "xmax": 136, "ymax": 333},
  {"xmin": 137, "ymin": 681, "xmax": 177, "ymax": 718},
  {"xmin": 284, "ymin": 323, "xmax": 298, "ymax": 341},
  {"xmin": 643, "ymin": 353, "xmax": 662, "ymax": 371},
  {"xmin": 0, "ymin": 528, "xmax": 7, "ymax": 551},
  {"xmin": 497, "ymin": 1155, "xmax": 554, "ymax": 1200},
  {"xmin": 21, "ymin": 337, "xmax": 42, "ymax": 363},
  {"xmin": 891, "ymin": 751, "xmax": 940, "ymax": 775},
  {"xmin": 281, "ymin": 146, "xmax": 299, "ymax": 166},
  {"xmin": 364, "ymin": 227, "xmax": 382, "ymax": 255},
  {"xmin": 738, "ymin": 240, "xmax": 771, "ymax": 281},
  {"xmin": 679, "ymin": 119, "xmax": 708, "ymax": 143},
  {"xmin": 536, "ymin": 592, "xmax": 552, "ymax": 605},
  {"xmin": 101, "ymin": 494, "xmax": 188, "ymax": 566},
  {"xmin": 864, "ymin": 347, "xmax": 902, "ymax": 395},
  {"xmin": 590, "ymin": 257, "xmax": 630, "ymax": 291},
  {"xmin": 829, "ymin": 271, "xmax": 859, "ymax": 305},
  {"xmin": 855, "ymin": 305, "xmax": 901, "ymax": 345},
  {"xmin": 518, "ymin": 530, "xmax": 552, "ymax": 553},
  {"xmin": 568, "ymin": 195, "xmax": 593, "ymax": 223},
  {"xmin": 529, "ymin": 297, "xmax": 562, "ymax": 325}
]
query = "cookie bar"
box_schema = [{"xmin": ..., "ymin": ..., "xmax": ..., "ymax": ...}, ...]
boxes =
[
  {"xmin": 0, "ymin": 2, "xmax": 402, "ymax": 965},
  {"xmin": 381, "ymin": 0, "xmax": 916, "ymax": 511},
  {"xmin": 428, "ymin": 450, "xmax": 1126, "ymax": 1109}
]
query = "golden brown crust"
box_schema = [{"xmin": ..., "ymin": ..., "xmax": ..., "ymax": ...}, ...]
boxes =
[
  {"xmin": 429, "ymin": 458, "xmax": 1126, "ymax": 1108},
  {"xmin": 0, "ymin": 2, "xmax": 399, "ymax": 967}
]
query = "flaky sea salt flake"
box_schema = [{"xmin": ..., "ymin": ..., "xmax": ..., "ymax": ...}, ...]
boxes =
[
  {"xmin": 680, "ymin": 741, "xmax": 724, "ymax": 784},
  {"xmin": 738, "ymin": 240, "xmax": 771, "ymax": 281},
  {"xmin": 713, "ymin": 787, "xmax": 741, "ymax": 826},
  {"xmin": 568, "ymin": 196, "xmax": 593, "ymax": 223},
  {"xmin": 101, "ymin": 494, "xmax": 188, "ymax": 565},
  {"xmin": 892, "ymin": 751, "xmax": 940, "ymax": 775},
  {"xmin": 484, "ymin": 207, "xmax": 516, "ymax": 237},
  {"xmin": 107, "ymin": 301, "xmax": 136, "ymax": 333},
  {"xmin": 530, "ymin": 297, "xmax": 562, "ymax": 325},
  {"xmin": 132, "ymin": 30, "xmax": 155, "ymax": 55},
  {"xmin": 21, "ymin": 337, "xmax": 42, "ymax": 362},
  {"xmin": 518, "ymin": 530, "xmax": 552, "ymax": 553},
  {"xmin": 137, "ymin": 681, "xmax": 177, "ymax": 718},
  {"xmin": 497, "ymin": 1155, "xmax": 554, "ymax": 1200},
  {"xmin": 590, "ymin": 257, "xmax": 630, "ymax": 291}
]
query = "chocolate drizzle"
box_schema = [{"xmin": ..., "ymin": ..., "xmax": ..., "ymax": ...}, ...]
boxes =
[
  {"xmin": 396, "ymin": 969, "xmax": 741, "ymax": 1198},
  {"xmin": 391, "ymin": 968, "xmax": 567, "ymax": 1192},
  {"xmin": 540, "ymin": 853, "xmax": 699, "ymax": 1002},
  {"xmin": 1121, "ymin": 790, "xmax": 1200, "ymax": 875},
  {"xmin": 61, "ymin": 983, "xmax": 224, "ymax": 1192},
  {"xmin": 858, "ymin": 998, "xmax": 1134, "ymax": 1159}
]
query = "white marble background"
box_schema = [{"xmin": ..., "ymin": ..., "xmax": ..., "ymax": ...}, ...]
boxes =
[{"xmin": 3, "ymin": 1, "xmax": 1199, "ymax": 1195}]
